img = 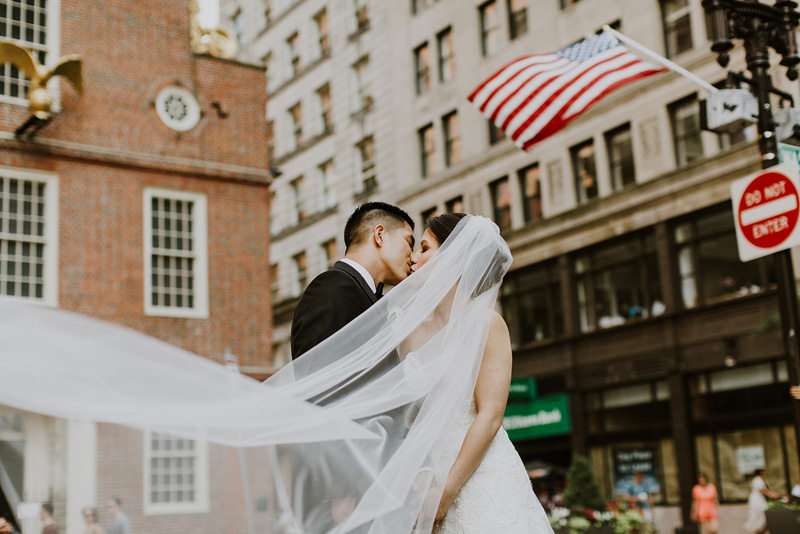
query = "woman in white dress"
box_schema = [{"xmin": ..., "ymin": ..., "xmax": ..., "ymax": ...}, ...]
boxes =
[
  {"xmin": 413, "ymin": 213, "xmax": 552, "ymax": 533},
  {"xmin": 743, "ymin": 469, "xmax": 781, "ymax": 534}
]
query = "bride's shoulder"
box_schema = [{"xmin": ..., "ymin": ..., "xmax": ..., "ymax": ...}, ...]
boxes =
[{"xmin": 487, "ymin": 309, "xmax": 510, "ymax": 340}]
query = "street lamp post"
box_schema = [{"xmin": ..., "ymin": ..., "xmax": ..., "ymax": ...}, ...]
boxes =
[{"xmin": 703, "ymin": 0, "xmax": 800, "ymax": 476}]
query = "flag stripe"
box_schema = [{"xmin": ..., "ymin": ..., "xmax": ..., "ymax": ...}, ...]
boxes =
[
  {"xmin": 485, "ymin": 59, "xmax": 570, "ymax": 119},
  {"xmin": 468, "ymin": 31, "xmax": 668, "ymax": 151},
  {"xmin": 512, "ymin": 55, "xmax": 647, "ymax": 142},
  {"xmin": 506, "ymin": 50, "xmax": 630, "ymax": 140},
  {"xmin": 521, "ymin": 68, "xmax": 665, "ymax": 149}
]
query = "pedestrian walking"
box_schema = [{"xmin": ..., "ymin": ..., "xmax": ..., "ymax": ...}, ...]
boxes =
[
  {"xmin": 691, "ymin": 473, "xmax": 719, "ymax": 534},
  {"xmin": 743, "ymin": 469, "xmax": 781, "ymax": 534}
]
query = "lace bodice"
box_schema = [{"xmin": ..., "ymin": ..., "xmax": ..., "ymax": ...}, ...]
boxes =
[{"xmin": 432, "ymin": 396, "xmax": 554, "ymax": 534}]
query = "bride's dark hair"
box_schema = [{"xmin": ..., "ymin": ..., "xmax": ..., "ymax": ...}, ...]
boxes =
[
  {"xmin": 426, "ymin": 213, "xmax": 509, "ymax": 296},
  {"xmin": 426, "ymin": 213, "xmax": 468, "ymax": 245}
]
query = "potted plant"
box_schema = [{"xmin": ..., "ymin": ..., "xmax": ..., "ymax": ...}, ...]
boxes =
[
  {"xmin": 548, "ymin": 455, "xmax": 655, "ymax": 534},
  {"xmin": 765, "ymin": 499, "xmax": 800, "ymax": 534}
]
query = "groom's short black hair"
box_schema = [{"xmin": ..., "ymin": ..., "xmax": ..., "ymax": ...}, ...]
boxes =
[{"xmin": 344, "ymin": 202, "xmax": 415, "ymax": 251}]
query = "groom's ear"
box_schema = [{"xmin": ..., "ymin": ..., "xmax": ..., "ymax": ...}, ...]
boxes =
[{"xmin": 372, "ymin": 224, "xmax": 386, "ymax": 247}]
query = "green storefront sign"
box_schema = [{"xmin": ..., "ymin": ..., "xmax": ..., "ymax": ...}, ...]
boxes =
[
  {"xmin": 508, "ymin": 377, "xmax": 537, "ymax": 401},
  {"xmin": 502, "ymin": 393, "xmax": 571, "ymax": 441}
]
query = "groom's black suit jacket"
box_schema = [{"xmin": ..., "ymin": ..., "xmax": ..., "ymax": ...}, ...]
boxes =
[{"xmin": 291, "ymin": 260, "xmax": 378, "ymax": 360}]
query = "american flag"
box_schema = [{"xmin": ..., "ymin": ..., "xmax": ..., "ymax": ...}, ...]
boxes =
[{"xmin": 468, "ymin": 31, "xmax": 666, "ymax": 150}]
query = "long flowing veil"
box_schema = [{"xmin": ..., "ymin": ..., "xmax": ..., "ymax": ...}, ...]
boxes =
[{"xmin": 0, "ymin": 216, "xmax": 512, "ymax": 534}]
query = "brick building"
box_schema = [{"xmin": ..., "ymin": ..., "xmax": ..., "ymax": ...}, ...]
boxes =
[{"xmin": 0, "ymin": 0, "xmax": 272, "ymax": 532}]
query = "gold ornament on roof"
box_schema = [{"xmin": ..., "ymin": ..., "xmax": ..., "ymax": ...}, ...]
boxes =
[
  {"xmin": 190, "ymin": 0, "xmax": 238, "ymax": 60},
  {"xmin": 0, "ymin": 40, "xmax": 83, "ymax": 119}
]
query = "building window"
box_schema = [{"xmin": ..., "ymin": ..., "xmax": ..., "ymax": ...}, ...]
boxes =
[
  {"xmin": 267, "ymin": 120, "xmax": 275, "ymax": 163},
  {"xmin": 518, "ymin": 163, "xmax": 542, "ymax": 223},
  {"xmin": 356, "ymin": 136, "xmax": 376, "ymax": 193},
  {"xmin": 489, "ymin": 119, "xmax": 506, "ymax": 145},
  {"xmin": 288, "ymin": 103, "xmax": 302, "ymax": 151},
  {"xmin": 292, "ymin": 251, "xmax": 307, "ymax": 296},
  {"xmin": 318, "ymin": 159, "xmax": 335, "ymax": 210},
  {"xmin": 669, "ymin": 95, "xmax": 703, "ymax": 166},
  {"xmin": 0, "ymin": 0, "xmax": 49, "ymax": 102},
  {"xmin": 418, "ymin": 124, "xmax": 436, "ymax": 177},
  {"xmin": 263, "ymin": 0, "xmax": 272, "ymax": 28},
  {"xmin": 316, "ymin": 84, "xmax": 332, "ymax": 136},
  {"xmin": 574, "ymin": 231, "xmax": 663, "ymax": 332},
  {"xmin": 321, "ymin": 239, "xmax": 337, "ymax": 270},
  {"xmin": 690, "ymin": 360, "xmax": 794, "ymax": 500},
  {"xmin": 421, "ymin": 206, "xmax": 439, "ymax": 227},
  {"xmin": 290, "ymin": 176, "xmax": 306, "ymax": 224},
  {"xmin": 606, "ymin": 124, "xmax": 636, "ymax": 191},
  {"xmin": 287, "ymin": 33, "xmax": 301, "ymax": 77},
  {"xmin": 661, "ymin": 0, "xmax": 692, "ymax": 57},
  {"xmin": 414, "ymin": 42, "xmax": 431, "ymax": 95},
  {"xmin": 479, "ymin": 1, "xmax": 500, "ymax": 57},
  {"xmin": 349, "ymin": 0, "xmax": 369, "ymax": 35},
  {"xmin": 507, "ymin": 0, "xmax": 527, "ymax": 39},
  {"xmin": 314, "ymin": 9, "xmax": 329, "ymax": 58},
  {"xmin": 560, "ymin": 0, "xmax": 582, "ymax": 8},
  {"xmin": 144, "ymin": 432, "xmax": 209, "ymax": 515},
  {"xmin": 673, "ymin": 205, "xmax": 775, "ymax": 309},
  {"xmin": 442, "ymin": 111, "xmax": 461, "ymax": 167},
  {"xmin": 490, "ymin": 176, "xmax": 512, "ymax": 231},
  {"xmin": 411, "ymin": 0, "xmax": 433, "ymax": 14},
  {"xmin": 501, "ymin": 261, "xmax": 564, "ymax": 345},
  {"xmin": 265, "ymin": 53, "xmax": 280, "ymax": 93},
  {"xmin": 571, "ymin": 140, "xmax": 598, "ymax": 204},
  {"xmin": 351, "ymin": 56, "xmax": 371, "ymax": 113},
  {"xmin": 270, "ymin": 263, "xmax": 279, "ymax": 303},
  {"xmin": 437, "ymin": 27, "xmax": 455, "ymax": 82},
  {"xmin": 269, "ymin": 189, "xmax": 279, "ymax": 236},
  {"xmin": 144, "ymin": 188, "xmax": 208, "ymax": 319},
  {"xmin": 445, "ymin": 196, "xmax": 463, "ymax": 213},
  {"xmin": 0, "ymin": 168, "xmax": 57, "ymax": 306}
]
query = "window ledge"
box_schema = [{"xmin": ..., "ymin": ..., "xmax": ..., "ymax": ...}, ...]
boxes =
[
  {"xmin": 350, "ymin": 99, "xmax": 374, "ymax": 120},
  {"xmin": 353, "ymin": 181, "xmax": 379, "ymax": 202},
  {"xmin": 274, "ymin": 128, "xmax": 334, "ymax": 165},
  {"xmin": 272, "ymin": 205, "xmax": 338, "ymax": 241},
  {"xmin": 347, "ymin": 22, "xmax": 370, "ymax": 42},
  {"xmin": 268, "ymin": 51, "xmax": 331, "ymax": 99}
]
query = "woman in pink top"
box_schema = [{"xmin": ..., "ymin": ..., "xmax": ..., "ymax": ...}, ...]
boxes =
[{"xmin": 691, "ymin": 473, "xmax": 719, "ymax": 534}]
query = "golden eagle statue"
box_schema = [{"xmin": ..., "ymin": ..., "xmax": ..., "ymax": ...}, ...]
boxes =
[{"xmin": 0, "ymin": 40, "xmax": 83, "ymax": 119}]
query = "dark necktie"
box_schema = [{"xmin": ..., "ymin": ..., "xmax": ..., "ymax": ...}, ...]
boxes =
[{"xmin": 375, "ymin": 282, "xmax": 384, "ymax": 299}]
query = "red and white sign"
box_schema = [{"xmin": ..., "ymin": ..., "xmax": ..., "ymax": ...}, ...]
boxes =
[{"xmin": 731, "ymin": 163, "xmax": 800, "ymax": 261}]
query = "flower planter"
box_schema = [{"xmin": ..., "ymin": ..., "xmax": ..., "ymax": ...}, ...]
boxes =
[{"xmin": 765, "ymin": 509, "xmax": 800, "ymax": 534}]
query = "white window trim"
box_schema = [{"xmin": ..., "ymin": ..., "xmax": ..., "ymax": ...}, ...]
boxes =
[
  {"xmin": 143, "ymin": 188, "xmax": 209, "ymax": 319},
  {"xmin": 0, "ymin": 165, "xmax": 59, "ymax": 308},
  {"xmin": 142, "ymin": 431, "xmax": 210, "ymax": 516},
  {"xmin": 0, "ymin": 0, "xmax": 61, "ymax": 108}
]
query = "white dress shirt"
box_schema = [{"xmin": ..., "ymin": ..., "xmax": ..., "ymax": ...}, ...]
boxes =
[{"xmin": 339, "ymin": 258, "xmax": 377, "ymax": 293}]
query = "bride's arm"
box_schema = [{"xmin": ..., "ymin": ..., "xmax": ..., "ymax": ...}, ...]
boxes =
[{"xmin": 436, "ymin": 311, "xmax": 512, "ymax": 521}]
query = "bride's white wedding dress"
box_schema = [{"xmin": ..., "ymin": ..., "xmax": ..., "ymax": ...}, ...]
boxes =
[{"xmin": 433, "ymin": 396, "xmax": 553, "ymax": 533}]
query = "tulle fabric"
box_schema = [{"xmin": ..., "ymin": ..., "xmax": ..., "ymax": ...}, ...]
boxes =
[{"xmin": 0, "ymin": 216, "xmax": 512, "ymax": 533}]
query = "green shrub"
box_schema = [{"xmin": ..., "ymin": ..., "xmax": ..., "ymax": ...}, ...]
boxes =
[{"xmin": 563, "ymin": 454, "xmax": 607, "ymax": 511}]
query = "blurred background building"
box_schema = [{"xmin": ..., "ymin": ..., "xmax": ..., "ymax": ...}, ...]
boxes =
[{"xmin": 222, "ymin": 0, "xmax": 800, "ymax": 532}]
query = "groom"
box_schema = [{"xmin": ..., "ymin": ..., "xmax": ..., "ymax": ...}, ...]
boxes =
[
  {"xmin": 287, "ymin": 202, "xmax": 415, "ymax": 529},
  {"xmin": 291, "ymin": 201, "xmax": 415, "ymax": 359}
]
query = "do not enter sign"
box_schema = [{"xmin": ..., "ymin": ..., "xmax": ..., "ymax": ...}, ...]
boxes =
[{"xmin": 731, "ymin": 163, "xmax": 800, "ymax": 262}]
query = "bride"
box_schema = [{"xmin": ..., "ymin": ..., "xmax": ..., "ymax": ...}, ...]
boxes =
[
  {"xmin": 0, "ymin": 214, "xmax": 553, "ymax": 534},
  {"xmin": 412, "ymin": 213, "xmax": 551, "ymax": 533}
]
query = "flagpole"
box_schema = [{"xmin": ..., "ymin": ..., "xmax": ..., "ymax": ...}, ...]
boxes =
[{"xmin": 602, "ymin": 25, "xmax": 719, "ymax": 94}]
